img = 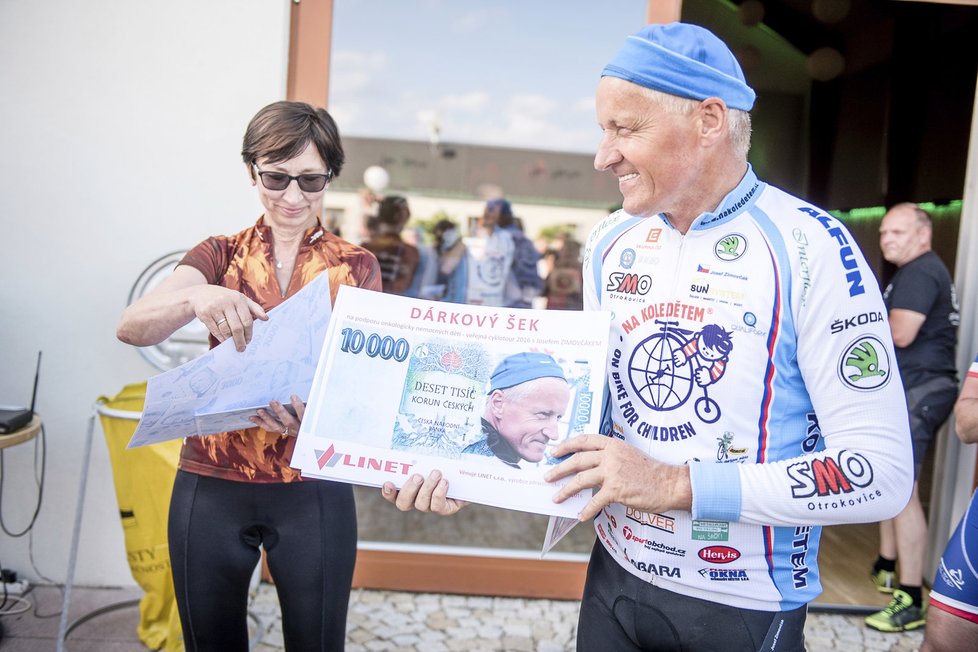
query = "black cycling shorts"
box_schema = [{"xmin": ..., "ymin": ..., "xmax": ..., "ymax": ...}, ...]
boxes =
[
  {"xmin": 578, "ymin": 542, "xmax": 807, "ymax": 651},
  {"xmin": 905, "ymin": 375, "xmax": 957, "ymax": 479},
  {"xmin": 168, "ymin": 470, "xmax": 357, "ymax": 651}
]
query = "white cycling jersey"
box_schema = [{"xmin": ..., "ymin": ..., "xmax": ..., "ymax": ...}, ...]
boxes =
[{"xmin": 583, "ymin": 166, "xmax": 913, "ymax": 611}]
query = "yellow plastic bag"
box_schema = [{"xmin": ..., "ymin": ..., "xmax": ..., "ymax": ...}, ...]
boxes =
[{"xmin": 98, "ymin": 382, "xmax": 183, "ymax": 652}]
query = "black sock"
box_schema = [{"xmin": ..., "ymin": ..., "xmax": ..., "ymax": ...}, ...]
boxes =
[
  {"xmin": 900, "ymin": 584, "xmax": 922, "ymax": 607},
  {"xmin": 873, "ymin": 556, "xmax": 896, "ymax": 573}
]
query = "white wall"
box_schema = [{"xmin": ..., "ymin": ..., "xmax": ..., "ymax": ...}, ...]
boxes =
[{"xmin": 0, "ymin": 0, "xmax": 290, "ymax": 586}]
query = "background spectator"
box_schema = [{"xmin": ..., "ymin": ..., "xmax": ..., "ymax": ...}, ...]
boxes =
[
  {"xmin": 461, "ymin": 198, "xmax": 515, "ymax": 306},
  {"xmin": 867, "ymin": 202, "xmax": 959, "ymax": 633},
  {"xmin": 362, "ymin": 196, "xmax": 420, "ymax": 295},
  {"xmin": 433, "ymin": 218, "xmax": 468, "ymax": 304},
  {"xmin": 402, "ymin": 225, "xmax": 439, "ymax": 299},
  {"xmin": 543, "ymin": 234, "xmax": 583, "ymax": 310},
  {"xmin": 490, "ymin": 198, "xmax": 544, "ymax": 308}
]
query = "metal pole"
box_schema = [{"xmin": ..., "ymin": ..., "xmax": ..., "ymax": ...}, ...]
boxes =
[{"xmin": 56, "ymin": 412, "xmax": 96, "ymax": 651}]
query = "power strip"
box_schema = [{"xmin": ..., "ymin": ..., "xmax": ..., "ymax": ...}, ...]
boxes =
[{"xmin": 1, "ymin": 579, "xmax": 29, "ymax": 595}]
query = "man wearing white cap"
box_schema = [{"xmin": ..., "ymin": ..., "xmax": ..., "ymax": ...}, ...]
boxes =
[{"xmin": 385, "ymin": 23, "xmax": 912, "ymax": 650}]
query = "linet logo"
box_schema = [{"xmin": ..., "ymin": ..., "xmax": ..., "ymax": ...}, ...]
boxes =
[
  {"xmin": 698, "ymin": 546, "xmax": 740, "ymax": 564},
  {"xmin": 316, "ymin": 444, "xmax": 341, "ymax": 468},
  {"xmin": 314, "ymin": 444, "xmax": 415, "ymax": 475}
]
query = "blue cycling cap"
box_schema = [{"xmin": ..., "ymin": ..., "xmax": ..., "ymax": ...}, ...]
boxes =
[
  {"xmin": 602, "ymin": 22, "xmax": 756, "ymax": 111},
  {"xmin": 489, "ymin": 352, "xmax": 566, "ymax": 393}
]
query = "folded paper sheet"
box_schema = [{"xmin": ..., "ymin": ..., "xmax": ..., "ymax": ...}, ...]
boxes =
[{"xmin": 127, "ymin": 271, "xmax": 332, "ymax": 448}]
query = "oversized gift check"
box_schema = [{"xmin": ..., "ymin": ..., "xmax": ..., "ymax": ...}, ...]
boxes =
[{"xmin": 292, "ymin": 285, "xmax": 611, "ymax": 518}]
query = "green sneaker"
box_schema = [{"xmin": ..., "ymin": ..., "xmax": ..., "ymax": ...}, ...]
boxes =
[
  {"xmin": 870, "ymin": 568, "xmax": 896, "ymax": 593},
  {"xmin": 864, "ymin": 590, "xmax": 927, "ymax": 632}
]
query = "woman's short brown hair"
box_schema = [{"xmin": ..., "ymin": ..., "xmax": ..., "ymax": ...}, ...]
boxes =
[{"xmin": 241, "ymin": 101, "xmax": 345, "ymax": 181}]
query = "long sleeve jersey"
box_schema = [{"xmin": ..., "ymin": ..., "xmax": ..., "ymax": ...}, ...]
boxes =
[{"xmin": 582, "ymin": 166, "xmax": 913, "ymax": 611}]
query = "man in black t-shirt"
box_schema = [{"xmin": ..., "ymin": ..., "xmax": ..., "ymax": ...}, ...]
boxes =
[{"xmin": 867, "ymin": 203, "xmax": 960, "ymax": 633}]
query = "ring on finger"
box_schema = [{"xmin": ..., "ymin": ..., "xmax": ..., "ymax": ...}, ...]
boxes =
[
  {"xmin": 216, "ymin": 317, "xmax": 228, "ymax": 327},
  {"xmin": 283, "ymin": 426, "xmax": 290, "ymax": 436}
]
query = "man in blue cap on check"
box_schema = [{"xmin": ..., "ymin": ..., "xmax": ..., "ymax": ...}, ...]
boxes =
[
  {"xmin": 462, "ymin": 352, "xmax": 570, "ymax": 468},
  {"xmin": 385, "ymin": 23, "xmax": 912, "ymax": 651}
]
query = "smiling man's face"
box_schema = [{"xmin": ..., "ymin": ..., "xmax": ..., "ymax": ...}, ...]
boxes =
[
  {"xmin": 593, "ymin": 77, "xmax": 705, "ymax": 219},
  {"xmin": 491, "ymin": 377, "xmax": 570, "ymax": 462}
]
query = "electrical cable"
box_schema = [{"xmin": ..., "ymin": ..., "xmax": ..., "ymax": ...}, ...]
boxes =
[
  {"xmin": 29, "ymin": 530, "xmax": 58, "ymax": 586},
  {"xmin": 28, "ymin": 532, "xmax": 62, "ymax": 618},
  {"xmin": 61, "ymin": 599, "xmax": 140, "ymax": 643},
  {"xmin": 0, "ymin": 421, "xmax": 47, "ymax": 537},
  {"xmin": 0, "ymin": 421, "xmax": 46, "ymax": 620},
  {"xmin": 0, "ymin": 594, "xmax": 31, "ymax": 616},
  {"xmin": 58, "ymin": 598, "xmax": 266, "ymax": 651},
  {"xmin": 0, "ymin": 397, "xmax": 270, "ymax": 648},
  {"xmin": 27, "ymin": 582, "xmax": 62, "ymax": 620}
]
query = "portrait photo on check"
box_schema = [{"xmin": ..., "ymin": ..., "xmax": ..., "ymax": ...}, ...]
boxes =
[{"xmin": 392, "ymin": 347, "xmax": 590, "ymax": 468}]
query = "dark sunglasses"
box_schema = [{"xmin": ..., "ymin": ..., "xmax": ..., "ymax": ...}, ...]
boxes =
[{"xmin": 253, "ymin": 164, "xmax": 332, "ymax": 193}]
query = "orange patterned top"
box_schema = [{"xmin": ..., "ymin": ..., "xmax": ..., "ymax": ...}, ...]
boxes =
[{"xmin": 177, "ymin": 217, "xmax": 381, "ymax": 482}]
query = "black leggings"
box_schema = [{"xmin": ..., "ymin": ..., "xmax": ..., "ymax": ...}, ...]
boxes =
[
  {"xmin": 168, "ymin": 470, "xmax": 357, "ymax": 651},
  {"xmin": 578, "ymin": 542, "xmax": 807, "ymax": 651}
]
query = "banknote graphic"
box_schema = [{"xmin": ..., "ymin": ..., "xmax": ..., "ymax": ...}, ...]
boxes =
[{"xmin": 392, "ymin": 340, "xmax": 490, "ymax": 456}]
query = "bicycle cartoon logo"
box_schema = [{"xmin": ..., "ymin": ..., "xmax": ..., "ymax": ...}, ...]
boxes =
[
  {"xmin": 716, "ymin": 431, "xmax": 748, "ymax": 462},
  {"xmin": 627, "ymin": 320, "xmax": 734, "ymax": 424}
]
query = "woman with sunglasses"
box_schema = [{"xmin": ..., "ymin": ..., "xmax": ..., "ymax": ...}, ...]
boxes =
[{"xmin": 117, "ymin": 101, "xmax": 381, "ymax": 651}]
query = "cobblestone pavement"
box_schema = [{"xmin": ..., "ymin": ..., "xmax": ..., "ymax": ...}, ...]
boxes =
[{"xmin": 248, "ymin": 584, "xmax": 926, "ymax": 652}]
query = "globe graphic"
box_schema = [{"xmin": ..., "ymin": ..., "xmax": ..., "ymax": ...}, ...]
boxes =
[{"xmin": 628, "ymin": 330, "xmax": 694, "ymax": 411}]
